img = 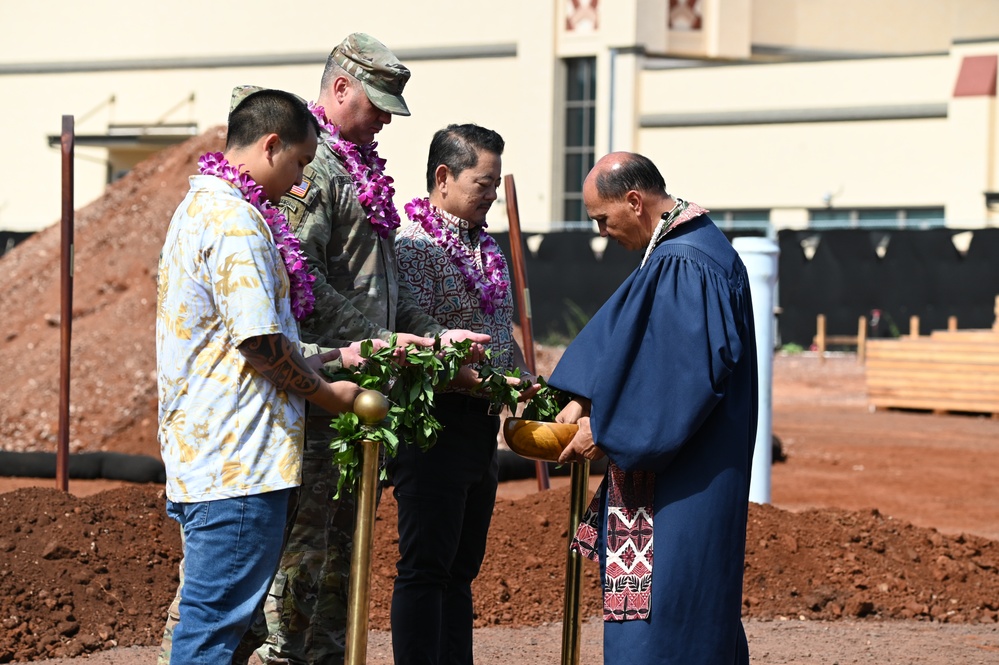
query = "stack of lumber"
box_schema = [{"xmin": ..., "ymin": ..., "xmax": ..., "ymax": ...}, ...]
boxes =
[{"xmin": 866, "ymin": 329, "xmax": 999, "ymax": 416}]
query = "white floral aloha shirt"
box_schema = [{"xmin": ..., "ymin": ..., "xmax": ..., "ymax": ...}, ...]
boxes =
[{"xmin": 156, "ymin": 175, "xmax": 305, "ymax": 503}]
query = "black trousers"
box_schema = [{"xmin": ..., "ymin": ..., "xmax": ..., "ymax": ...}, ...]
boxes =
[{"xmin": 388, "ymin": 394, "xmax": 500, "ymax": 665}]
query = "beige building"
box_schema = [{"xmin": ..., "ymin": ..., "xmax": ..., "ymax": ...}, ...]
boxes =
[{"xmin": 3, "ymin": 0, "xmax": 999, "ymax": 235}]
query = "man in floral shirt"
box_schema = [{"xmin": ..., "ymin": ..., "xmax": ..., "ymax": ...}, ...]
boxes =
[
  {"xmin": 155, "ymin": 89, "xmax": 364, "ymax": 664},
  {"xmin": 256, "ymin": 34, "xmax": 489, "ymax": 665},
  {"xmin": 392, "ymin": 124, "xmax": 535, "ymax": 665}
]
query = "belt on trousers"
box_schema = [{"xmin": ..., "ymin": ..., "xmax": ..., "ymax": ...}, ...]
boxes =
[{"xmin": 435, "ymin": 392, "xmax": 502, "ymax": 416}]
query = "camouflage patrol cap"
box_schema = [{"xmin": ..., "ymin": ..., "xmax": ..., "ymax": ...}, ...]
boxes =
[
  {"xmin": 331, "ymin": 33, "xmax": 411, "ymax": 116},
  {"xmin": 229, "ymin": 85, "xmax": 265, "ymax": 113},
  {"xmin": 229, "ymin": 85, "xmax": 309, "ymax": 115}
]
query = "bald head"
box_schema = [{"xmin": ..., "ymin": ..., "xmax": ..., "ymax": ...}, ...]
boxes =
[
  {"xmin": 587, "ymin": 152, "xmax": 668, "ymax": 201},
  {"xmin": 583, "ymin": 152, "xmax": 675, "ymax": 252}
]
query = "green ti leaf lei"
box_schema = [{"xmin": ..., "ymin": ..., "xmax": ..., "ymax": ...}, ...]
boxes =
[
  {"xmin": 325, "ymin": 336, "xmax": 476, "ymax": 498},
  {"xmin": 325, "ymin": 336, "xmax": 569, "ymax": 498},
  {"xmin": 519, "ymin": 375, "xmax": 569, "ymax": 422}
]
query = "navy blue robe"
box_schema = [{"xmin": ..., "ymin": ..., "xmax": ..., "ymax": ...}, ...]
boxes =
[{"xmin": 548, "ymin": 215, "xmax": 757, "ymax": 665}]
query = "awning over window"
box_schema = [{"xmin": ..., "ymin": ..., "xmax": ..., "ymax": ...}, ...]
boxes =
[{"xmin": 47, "ymin": 123, "xmax": 198, "ymax": 149}]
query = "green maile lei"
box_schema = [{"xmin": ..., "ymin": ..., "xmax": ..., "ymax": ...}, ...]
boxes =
[{"xmin": 324, "ymin": 336, "xmax": 568, "ymax": 497}]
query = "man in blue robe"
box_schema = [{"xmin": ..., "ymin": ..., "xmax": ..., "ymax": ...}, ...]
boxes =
[{"xmin": 548, "ymin": 151, "xmax": 757, "ymax": 664}]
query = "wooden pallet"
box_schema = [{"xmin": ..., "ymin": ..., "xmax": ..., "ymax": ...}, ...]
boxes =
[{"xmin": 866, "ymin": 331, "xmax": 999, "ymax": 416}]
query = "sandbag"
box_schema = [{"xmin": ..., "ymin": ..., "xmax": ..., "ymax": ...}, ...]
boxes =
[{"xmin": 0, "ymin": 451, "xmax": 165, "ymax": 484}]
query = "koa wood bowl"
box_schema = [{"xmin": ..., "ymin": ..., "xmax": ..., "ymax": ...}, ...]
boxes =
[{"xmin": 503, "ymin": 417, "xmax": 578, "ymax": 462}]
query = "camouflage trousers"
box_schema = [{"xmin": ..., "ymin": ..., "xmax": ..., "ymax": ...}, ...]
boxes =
[{"xmin": 255, "ymin": 419, "xmax": 357, "ymax": 665}]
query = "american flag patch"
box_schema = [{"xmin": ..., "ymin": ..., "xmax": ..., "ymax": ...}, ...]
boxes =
[{"xmin": 289, "ymin": 180, "xmax": 310, "ymax": 198}]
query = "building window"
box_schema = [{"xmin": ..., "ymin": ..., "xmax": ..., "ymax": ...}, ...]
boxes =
[
  {"xmin": 561, "ymin": 57, "xmax": 597, "ymax": 228},
  {"xmin": 711, "ymin": 210, "xmax": 771, "ymax": 233},
  {"xmin": 900, "ymin": 208, "xmax": 946, "ymax": 227},
  {"xmin": 809, "ymin": 208, "xmax": 946, "ymax": 230}
]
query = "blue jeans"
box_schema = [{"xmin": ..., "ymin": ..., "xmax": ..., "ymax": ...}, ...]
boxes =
[{"xmin": 166, "ymin": 489, "xmax": 292, "ymax": 665}]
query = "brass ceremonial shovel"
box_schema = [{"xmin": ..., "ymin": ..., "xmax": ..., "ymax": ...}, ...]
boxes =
[
  {"xmin": 345, "ymin": 390, "xmax": 390, "ymax": 665},
  {"xmin": 503, "ymin": 418, "xmax": 590, "ymax": 665}
]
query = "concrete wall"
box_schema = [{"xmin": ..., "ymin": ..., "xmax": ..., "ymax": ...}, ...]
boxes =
[
  {"xmin": 752, "ymin": 0, "xmax": 999, "ymax": 55},
  {"xmin": 637, "ymin": 55, "xmax": 958, "ymax": 221},
  {"xmin": 0, "ymin": 1, "xmax": 554, "ymax": 232},
  {"xmin": 3, "ymin": 0, "xmax": 999, "ymax": 234}
]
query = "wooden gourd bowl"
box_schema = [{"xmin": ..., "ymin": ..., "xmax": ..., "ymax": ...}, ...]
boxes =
[{"xmin": 502, "ymin": 417, "xmax": 578, "ymax": 462}]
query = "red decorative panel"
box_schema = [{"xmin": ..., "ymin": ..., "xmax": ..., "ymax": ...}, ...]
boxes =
[
  {"xmin": 669, "ymin": 0, "xmax": 703, "ymax": 31},
  {"xmin": 953, "ymin": 54, "xmax": 997, "ymax": 97},
  {"xmin": 565, "ymin": 0, "xmax": 599, "ymax": 32}
]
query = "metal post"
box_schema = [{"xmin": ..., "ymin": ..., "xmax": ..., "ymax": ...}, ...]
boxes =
[
  {"xmin": 504, "ymin": 174, "xmax": 550, "ymax": 491},
  {"xmin": 345, "ymin": 390, "xmax": 389, "ymax": 665},
  {"xmin": 560, "ymin": 459, "xmax": 589, "ymax": 665},
  {"xmin": 608, "ymin": 48, "xmax": 617, "ymax": 153},
  {"xmin": 733, "ymin": 237, "xmax": 780, "ymax": 505},
  {"xmin": 58, "ymin": 115, "xmax": 75, "ymax": 493}
]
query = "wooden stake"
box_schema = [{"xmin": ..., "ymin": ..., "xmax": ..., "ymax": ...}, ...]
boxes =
[
  {"xmin": 58, "ymin": 115, "xmax": 74, "ymax": 493},
  {"xmin": 504, "ymin": 174, "xmax": 550, "ymax": 491},
  {"xmin": 816, "ymin": 314, "xmax": 827, "ymax": 363},
  {"xmin": 857, "ymin": 316, "xmax": 867, "ymax": 365}
]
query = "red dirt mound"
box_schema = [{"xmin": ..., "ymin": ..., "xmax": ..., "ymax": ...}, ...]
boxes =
[
  {"xmin": 0, "ymin": 486, "xmax": 182, "ymax": 662},
  {"xmin": 0, "ymin": 129, "xmax": 225, "ymax": 459},
  {"xmin": 3, "ymin": 129, "xmax": 999, "ymax": 665},
  {"xmin": 2, "ymin": 482, "xmax": 998, "ymax": 662}
]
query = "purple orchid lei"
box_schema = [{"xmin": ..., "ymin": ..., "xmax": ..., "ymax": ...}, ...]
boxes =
[
  {"xmin": 197, "ymin": 151, "xmax": 316, "ymax": 320},
  {"xmin": 404, "ymin": 197, "xmax": 510, "ymax": 315},
  {"xmin": 308, "ymin": 103, "xmax": 401, "ymax": 239}
]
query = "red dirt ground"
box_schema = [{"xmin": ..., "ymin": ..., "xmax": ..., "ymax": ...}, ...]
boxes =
[{"xmin": 2, "ymin": 134, "xmax": 999, "ymax": 663}]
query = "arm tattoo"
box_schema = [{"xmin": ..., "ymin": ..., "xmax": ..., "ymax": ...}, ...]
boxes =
[{"xmin": 239, "ymin": 334, "xmax": 321, "ymax": 397}]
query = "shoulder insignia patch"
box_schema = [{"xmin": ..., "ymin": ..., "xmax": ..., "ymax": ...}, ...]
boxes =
[{"xmin": 288, "ymin": 177, "xmax": 311, "ymax": 199}]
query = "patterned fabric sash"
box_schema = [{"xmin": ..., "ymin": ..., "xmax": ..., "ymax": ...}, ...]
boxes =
[
  {"xmin": 639, "ymin": 200, "xmax": 709, "ymax": 269},
  {"xmin": 570, "ymin": 461, "xmax": 655, "ymax": 621}
]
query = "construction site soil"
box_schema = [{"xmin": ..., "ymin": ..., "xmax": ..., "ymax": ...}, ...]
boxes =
[{"xmin": 2, "ymin": 133, "xmax": 999, "ymax": 663}]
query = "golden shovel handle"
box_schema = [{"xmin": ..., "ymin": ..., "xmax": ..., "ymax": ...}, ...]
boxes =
[
  {"xmin": 345, "ymin": 390, "xmax": 389, "ymax": 665},
  {"xmin": 502, "ymin": 417, "xmax": 589, "ymax": 664}
]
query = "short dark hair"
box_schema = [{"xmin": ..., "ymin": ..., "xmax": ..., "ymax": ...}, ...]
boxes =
[
  {"xmin": 425, "ymin": 124, "xmax": 505, "ymax": 193},
  {"xmin": 226, "ymin": 89, "xmax": 319, "ymax": 151},
  {"xmin": 319, "ymin": 58, "xmax": 351, "ymax": 96},
  {"xmin": 594, "ymin": 153, "xmax": 668, "ymax": 200}
]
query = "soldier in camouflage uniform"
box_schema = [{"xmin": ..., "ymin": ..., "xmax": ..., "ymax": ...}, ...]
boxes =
[{"xmin": 255, "ymin": 34, "xmax": 490, "ymax": 665}]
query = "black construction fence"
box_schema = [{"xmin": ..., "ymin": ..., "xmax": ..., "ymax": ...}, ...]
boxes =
[
  {"xmin": 491, "ymin": 227, "xmax": 999, "ymax": 349},
  {"xmin": 0, "ymin": 230, "xmax": 33, "ymax": 258},
  {"xmin": 776, "ymin": 228, "xmax": 999, "ymax": 347}
]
